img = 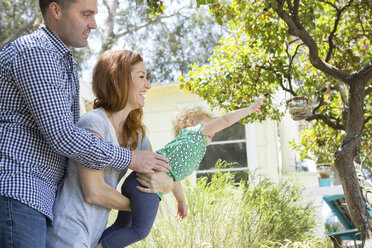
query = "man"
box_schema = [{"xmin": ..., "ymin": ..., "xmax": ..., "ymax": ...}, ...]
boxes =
[{"xmin": 0, "ymin": 0, "xmax": 173, "ymax": 247}]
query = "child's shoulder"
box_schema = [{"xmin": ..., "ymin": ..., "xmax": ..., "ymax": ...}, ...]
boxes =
[
  {"xmin": 181, "ymin": 124, "xmax": 202, "ymax": 133},
  {"xmin": 179, "ymin": 124, "xmax": 208, "ymax": 138}
]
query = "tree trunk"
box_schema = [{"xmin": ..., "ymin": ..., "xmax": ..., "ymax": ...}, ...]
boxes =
[
  {"xmin": 274, "ymin": 0, "xmax": 372, "ymax": 243},
  {"xmin": 334, "ymin": 77, "xmax": 372, "ymax": 243},
  {"xmin": 332, "ymin": 167, "xmax": 341, "ymax": 186},
  {"xmin": 100, "ymin": 0, "xmax": 119, "ymax": 55}
]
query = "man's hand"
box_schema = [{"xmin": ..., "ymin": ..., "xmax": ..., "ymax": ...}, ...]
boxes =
[
  {"xmin": 136, "ymin": 172, "xmax": 174, "ymax": 194},
  {"xmin": 129, "ymin": 150, "xmax": 170, "ymax": 173}
]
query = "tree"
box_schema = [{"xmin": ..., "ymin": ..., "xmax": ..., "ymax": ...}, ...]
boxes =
[
  {"xmin": 79, "ymin": 0, "xmax": 225, "ymax": 83},
  {"xmin": 1, "ymin": 0, "xmax": 225, "ymax": 84},
  {"xmin": 171, "ymin": 0, "xmax": 372, "ymax": 244},
  {"xmin": 142, "ymin": 6, "xmax": 226, "ymax": 82},
  {"xmin": 0, "ymin": 0, "xmax": 41, "ymax": 50},
  {"xmin": 0, "ymin": 0, "xmax": 90, "ymax": 72}
]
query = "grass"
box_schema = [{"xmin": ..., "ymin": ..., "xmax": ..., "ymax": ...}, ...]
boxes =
[{"xmin": 108, "ymin": 160, "xmax": 333, "ymax": 248}]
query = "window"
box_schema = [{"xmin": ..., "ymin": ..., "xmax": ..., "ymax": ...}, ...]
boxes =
[{"xmin": 197, "ymin": 122, "xmax": 255, "ymax": 177}]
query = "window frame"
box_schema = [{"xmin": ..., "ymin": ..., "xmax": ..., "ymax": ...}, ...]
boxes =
[{"xmin": 195, "ymin": 123, "xmax": 258, "ymax": 175}]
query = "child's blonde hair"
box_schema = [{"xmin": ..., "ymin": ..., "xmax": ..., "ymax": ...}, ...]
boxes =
[{"xmin": 173, "ymin": 106, "xmax": 214, "ymax": 137}]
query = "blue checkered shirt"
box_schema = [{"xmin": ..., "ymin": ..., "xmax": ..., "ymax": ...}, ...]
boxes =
[{"xmin": 0, "ymin": 24, "xmax": 131, "ymax": 221}]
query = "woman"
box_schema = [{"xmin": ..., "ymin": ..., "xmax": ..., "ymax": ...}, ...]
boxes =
[{"xmin": 46, "ymin": 50, "xmax": 173, "ymax": 248}]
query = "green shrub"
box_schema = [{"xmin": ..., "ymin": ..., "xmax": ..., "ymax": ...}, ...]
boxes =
[
  {"xmin": 130, "ymin": 160, "xmax": 329, "ymax": 248},
  {"xmin": 265, "ymin": 239, "xmax": 333, "ymax": 248}
]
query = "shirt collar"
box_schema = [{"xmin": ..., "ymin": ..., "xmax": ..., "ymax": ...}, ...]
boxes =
[{"xmin": 38, "ymin": 23, "xmax": 72, "ymax": 57}]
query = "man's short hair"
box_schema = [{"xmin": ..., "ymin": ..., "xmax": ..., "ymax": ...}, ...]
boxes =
[{"xmin": 39, "ymin": 0, "xmax": 77, "ymax": 17}]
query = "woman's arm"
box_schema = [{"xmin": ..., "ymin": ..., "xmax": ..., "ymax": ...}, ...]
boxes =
[
  {"xmin": 78, "ymin": 165, "xmax": 131, "ymax": 211},
  {"xmin": 172, "ymin": 181, "xmax": 187, "ymax": 221},
  {"xmin": 77, "ymin": 130, "xmax": 130, "ymax": 211},
  {"xmin": 136, "ymin": 172, "xmax": 174, "ymax": 194},
  {"xmin": 202, "ymin": 97, "xmax": 265, "ymax": 137}
]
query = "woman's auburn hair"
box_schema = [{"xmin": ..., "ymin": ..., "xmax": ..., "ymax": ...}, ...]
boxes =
[{"xmin": 92, "ymin": 50, "xmax": 146, "ymax": 150}]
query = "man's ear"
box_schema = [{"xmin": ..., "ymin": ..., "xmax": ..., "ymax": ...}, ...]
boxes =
[{"xmin": 48, "ymin": 2, "xmax": 63, "ymax": 20}]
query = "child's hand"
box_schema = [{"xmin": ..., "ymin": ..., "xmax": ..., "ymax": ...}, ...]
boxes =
[
  {"xmin": 251, "ymin": 97, "xmax": 266, "ymax": 113},
  {"xmin": 176, "ymin": 201, "xmax": 187, "ymax": 221}
]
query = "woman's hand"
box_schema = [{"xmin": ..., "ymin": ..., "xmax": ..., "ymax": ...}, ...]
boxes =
[
  {"xmin": 95, "ymin": 243, "xmax": 103, "ymax": 248},
  {"xmin": 176, "ymin": 201, "xmax": 187, "ymax": 221},
  {"xmin": 136, "ymin": 172, "xmax": 174, "ymax": 194}
]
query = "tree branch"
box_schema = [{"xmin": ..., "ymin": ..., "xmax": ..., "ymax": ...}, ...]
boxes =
[
  {"xmin": 115, "ymin": 14, "xmax": 177, "ymax": 38},
  {"xmin": 277, "ymin": 72, "xmax": 297, "ymax": 95},
  {"xmin": 286, "ymin": 0, "xmax": 293, "ymax": 12},
  {"xmin": 312, "ymin": 87, "xmax": 326, "ymax": 113},
  {"xmin": 319, "ymin": 0, "xmax": 354, "ymax": 63},
  {"xmin": 356, "ymin": 2, "xmax": 367, "ymax": 33},
  {"xmin": 261, "ymin": 65, "xmax": 297, "ymax": 95},
  {"xmin": 99, "ymin": 0, "xmax": 118, "ymax": 54},
  {"xmin": 319, "ymin": 0, "xmax": 336, "ymax": 8},
  {"xmin": 312, "ymin": 84, "xmax": 349, "ymax": 125},
  {"xmin": 284, "ymin": 42, "xmax": 300, "ymax": 95},
  {"xmin": 365, "ymin": 115, "xmax": 372, "ymax": 126},
  {"xmin": 366, "ymin": 87, "xmax": 372, "ymax": 96},
  {"xmin": 325, "ymin": 3, "xmax": 345, "ymax": 62},
  {"xmin": 0, "ymin": 15, "xmax": 38, "ymax": 50},
  {"xmin": 306, "ymin": 114, "xmax": 344, "ymax": 130},
  {"xmin": 333, "ymin": 84, "xmax": 348, "ymax": 106},
  {"xmin": 102, "ymin": 0, "xmax": 111, "ymax": 14},
  {"xmin": 356, "ymin": 59, "xmax": 372, "ymax": 83},
  {"xmin": 292, "ymin": 0, "xmax": 301, "ymax": 28},
  {"xmin": 276, "ymin": 1, "xmax": 350, "ymax": 84}
]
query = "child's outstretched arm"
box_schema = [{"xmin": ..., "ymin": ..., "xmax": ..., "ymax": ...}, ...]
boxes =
[
  {"xmin": 172, "ymin": 181, "xmax": 187, "ymax": 221},
  {"xmin": 202, "ymin": 97, "xmax": 265, "ymax": 137}
]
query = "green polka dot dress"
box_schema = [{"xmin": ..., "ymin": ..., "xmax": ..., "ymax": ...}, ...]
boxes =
[{"xmin": 156, "ymin": 124, "xmax": 208, "ymax": 182}]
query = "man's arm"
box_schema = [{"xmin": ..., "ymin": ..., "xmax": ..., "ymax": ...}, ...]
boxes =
[
  {"xmin": 130, "ymin": 150, "xmax": 170, "ymax": 173},
  {"xmin": 13, "ymin": 47, "xmax": 170, "ymax": 173}
]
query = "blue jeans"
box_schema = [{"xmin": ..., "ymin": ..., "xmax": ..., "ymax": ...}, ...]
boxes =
[
  {"xmin": 100, "ymin": 172, "xmax": 160, "ymax": 248},
  {"xmin": 0, "ymin": 195, "xmax": 47, "ymax": 248}
]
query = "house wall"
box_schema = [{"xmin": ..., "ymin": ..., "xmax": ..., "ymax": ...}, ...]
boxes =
[
  {"xmin": 254, "ymin": 119, "xmax": 281, "ymax": 181},
  {"xmin": 279, "ymin": 114, "xmax": 300, "ymax": 173},
  {"xmin": 142, "ymin": 83, "xmax": 203, "ymax": 150}
]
